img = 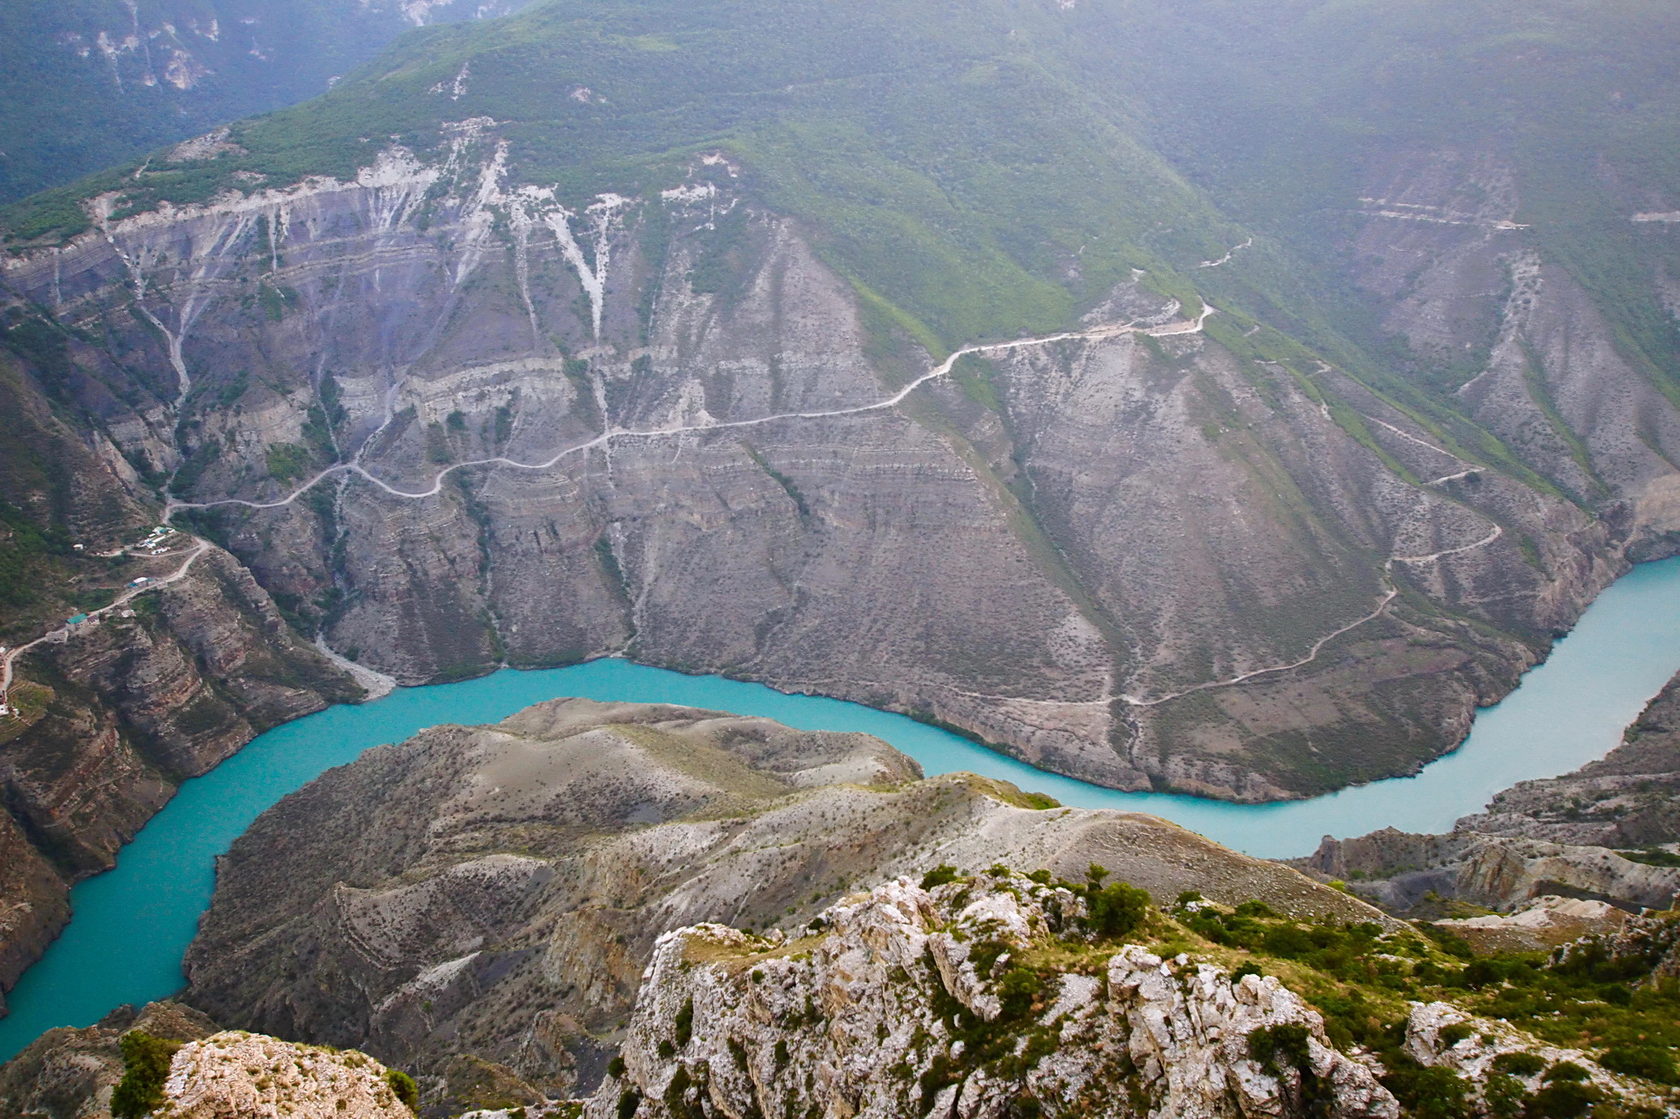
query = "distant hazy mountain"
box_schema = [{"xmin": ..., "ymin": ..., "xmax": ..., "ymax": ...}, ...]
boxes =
[{"xmin": 0, "ymin": 0, "xmax": 536, "ymax": 203}]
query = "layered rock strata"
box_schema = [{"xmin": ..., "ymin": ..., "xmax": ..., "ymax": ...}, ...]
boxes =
[
  {"xmin": 0, "ymin": 127, "xmax": 1667, "ymax": 808},
  {"xmin": 0, "ymin": 548, "xmax": 359, "ymax": 1012}
]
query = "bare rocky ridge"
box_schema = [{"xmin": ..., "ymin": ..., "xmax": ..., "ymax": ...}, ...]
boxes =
[
  {"xmin": 178, "ymin": 698, "xmax": 1385, "ymax": 1107},
  {"xmin": 592, "ymin": 873, "xmax": 1400, "ymax": 1119}
]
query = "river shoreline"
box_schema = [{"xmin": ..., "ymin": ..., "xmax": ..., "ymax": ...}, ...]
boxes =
[{"xmin": 3, "ymin": 556, "xmax": 1680, "ymax": 1060}]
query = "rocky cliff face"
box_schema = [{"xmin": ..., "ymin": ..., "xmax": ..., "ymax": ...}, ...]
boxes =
[
  {"xmin": 0, "ymin": 546, "xmax": 360, "ymax": 1012},
  {"xmin": 178, "ymin": 698, "xmax": 1383, "ymax": 1107},
  {"xmin": 1, "ymin": 125, "xmax": 1663, "ymax": 807},
  {"xmin": 593, "ymin": 873, "xmax": 1399, "ymax": 1119},
  {"xmin": 1303, "ymin": 828, "xmax": 1680, "ymax": 917}
]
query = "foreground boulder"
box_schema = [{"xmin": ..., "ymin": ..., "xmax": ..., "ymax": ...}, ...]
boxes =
[{"xmin": 590, "ymin": 871, "xmax": 1399, "ymax": 1119}]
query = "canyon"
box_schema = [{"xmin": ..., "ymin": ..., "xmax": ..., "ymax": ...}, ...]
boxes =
[{"xmin": 0, "ymin": 2, "xmax": 1679, "ymax": 1110}]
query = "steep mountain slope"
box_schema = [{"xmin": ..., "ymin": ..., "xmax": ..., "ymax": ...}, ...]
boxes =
[
  {"xmin": 2, "ymin": 0, "xmax": 1680, "ymax": 1012},
  {"xmin": 0, "ymin": 0, "xmax": 537, "ymax": 205}
]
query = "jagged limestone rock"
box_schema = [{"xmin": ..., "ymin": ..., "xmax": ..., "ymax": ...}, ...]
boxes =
[
  {"xmin": 150, "ymin": 1031, "xmax": 414, "ymax": 1119},
  {"xmin": 1404, "ymin": 1002, "xmax": 1669, "ymax": 1115},
  {"xmin": 590, "ymin": 873, "xmax": 1399, "ymax": 1119}
]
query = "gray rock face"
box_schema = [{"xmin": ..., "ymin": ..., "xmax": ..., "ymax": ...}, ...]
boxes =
[
  {"xmin": 179, "ymin": 698, "xmax": 1382, "ymax": 1102},
  {"xmin": 1404, "ymin": 1001, "xmax": 1669, "ymax": 1115},
  {"xmin": 154, "ymin": 1031, "xmax": 417, "ymax": 1119},
  {"xmin": 0, "ymin": 1001, "xmax": 217, "ymax": 1119},
  {"xmin": 590, "ymin": 873, "xmax": 1399, "ymax": 1119},
  {"xmin": 2, "ymin": 130, "xmax": 1665, "ymax": 807},
  {"xmin": 1302, "ymin": 827, "xmax": 1680, "ymax": 915}
]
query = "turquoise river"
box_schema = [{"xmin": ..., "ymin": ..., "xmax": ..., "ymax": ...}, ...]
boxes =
[{"xmin": 4, "ymin": 556, "xmax": 1680, "ymax": 1060}]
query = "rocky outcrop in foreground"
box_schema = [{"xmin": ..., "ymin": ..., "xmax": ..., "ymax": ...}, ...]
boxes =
[
  {"xmin": 152, "ymin": 1032, "xmax": 416, "ymax": 1119},
  {"xmin": 0, "ymin": 1001, "xmax": 216, "ymax": 1119},
  {"xmin": 592, "ymin": 872, "xmax": 1398, "ymax": 1119}
]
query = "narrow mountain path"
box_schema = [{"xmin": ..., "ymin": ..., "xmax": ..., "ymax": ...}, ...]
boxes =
[
  {"xmin": 168, "ymin": 309, "xmax": 1216, "ymax": 515},
  {"xmin": 153, "ymin": 300, "xmax": 1508, "ymax": 721},
  {"xmin": 11, "ymin": 303, "xmax": 1506, "ymax": 729},
  {"xmin": 1198, "ymin": 237, "xmax": 1252, "ymax": 268},
  {"xmin": 0, "ymin": 541, "xmax": 210, "ymax": 700}
]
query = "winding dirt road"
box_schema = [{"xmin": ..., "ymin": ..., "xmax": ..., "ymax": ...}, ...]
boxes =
[{"xmin": 0, "ymin": 541, "xmax": 210, "ymax": 700}]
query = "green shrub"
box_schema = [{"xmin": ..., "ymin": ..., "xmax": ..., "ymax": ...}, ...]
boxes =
[
  {"xmin": 1381, "ymin": 1062, "xmax": 1470, "ymax": 1119},
  {"xmin": 110, "ymin": 1031, "xmax": 184, "ymax": 1119},
  {"xmin": 920, "ymin": 865, "xmax": 961, "ymax": 889},
  {"xmin": 1247, "ymin": 1023, "xmax": 1312, "ymax": 1075},
  {"xmin": 1543, "ymin": 1062, "xmax": 1590, "ymax": 1084},
  {"xmin": 996, "ymin": 967, "xmax": 1041, "ymax": 1019},
  {"xmin": 1491, "ymin": 1051, "xmax": 1548, "ymax": 1078},
  {"xmin": 1525, "ymin": 1080, "xmax": 1602, "ymax": 1118},
  {"xmin": 1483, "ymin": 1072, "xmax": 1529, "ymax": 1119},
  {"xmin": 673, "ymin": 997, "xmax": 694, "ymax": 1047},
  {"xmin": 1599, "ymin": 1044, "xmax": 1679, "ymax": 1084},
  {"xmin": 384, "ymin": 1068, "xmax": 420, "ymax": 1113},
  {"xmin": 1437, "ymin": 1022, "xmax": 1474, "ymax": 1047}
]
